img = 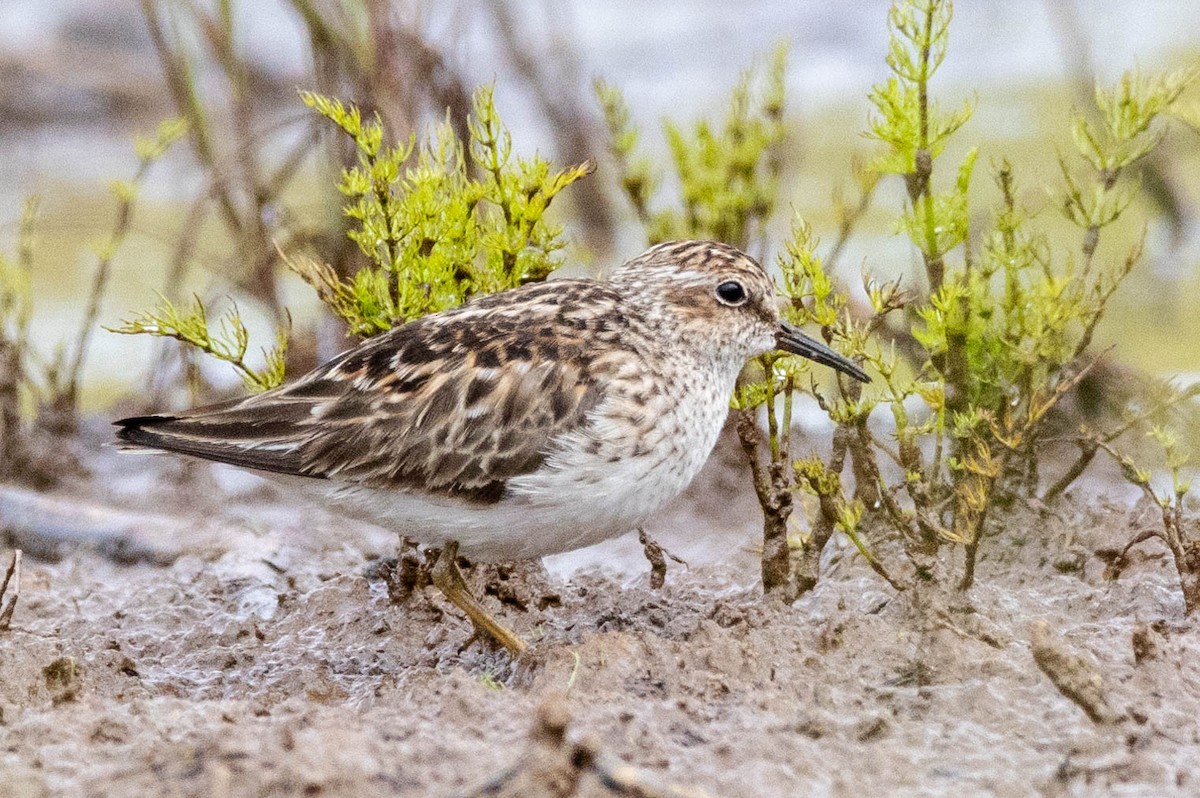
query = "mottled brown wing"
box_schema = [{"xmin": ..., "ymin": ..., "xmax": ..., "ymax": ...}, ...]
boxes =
[{"xmin": 115, "ymin": 281, "xmax": 616, "ymax": 503}]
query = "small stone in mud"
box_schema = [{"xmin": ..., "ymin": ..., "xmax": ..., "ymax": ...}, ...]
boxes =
[
  {"xmin": 1030, "ymin": 621, "xmax": 1121, "ymax": 725},
  {"xmin": 42, "ymin": 656, "xmax": 81, "ymax": 705},
  {"xmin": 855, "ymin": 714, "xmax": 891, "ymax": 742},
  {"xmin": 1131, "ymin": 622, "xmax": 1165, "ymax": 664}
]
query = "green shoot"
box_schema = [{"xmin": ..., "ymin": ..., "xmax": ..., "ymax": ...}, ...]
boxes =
[
  {"xmin": 290, "ymin": 86, "xmax": 592, "ymax": 336},
  {"xmin": 110, "ymin": 295, "xmax": 288, "ymax": 393},
  {"xmin": 597, "ymin": 43, "xmax": 788, "ymax": 251},
  {"xmin": 117, "ymin": 85, "xmax": 592, "ymax": 388}
]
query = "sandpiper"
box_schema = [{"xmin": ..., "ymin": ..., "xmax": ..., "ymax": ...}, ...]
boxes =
[{"xmin": 115, "ymin": 240, "xmax": 868, "ymax": 654}]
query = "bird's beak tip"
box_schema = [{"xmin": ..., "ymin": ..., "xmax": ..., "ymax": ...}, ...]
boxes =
[{"xmin": 775, "ymin": 323, "xmax": 870, "ymax": 383}]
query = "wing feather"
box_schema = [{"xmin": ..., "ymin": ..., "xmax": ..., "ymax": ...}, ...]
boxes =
[{"xmin": 114, "ymin": 281, "xmax": 618, "ymax": 504}]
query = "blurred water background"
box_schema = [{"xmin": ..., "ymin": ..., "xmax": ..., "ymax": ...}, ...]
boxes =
[{"xmin": 1, "ymin": 0, "xmax": 1198, "ymax": 408}]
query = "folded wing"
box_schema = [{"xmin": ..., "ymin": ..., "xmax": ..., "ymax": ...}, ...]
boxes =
[{"xmin": 115, "ymin": 284, "xmax": 610, "ymax": 504}]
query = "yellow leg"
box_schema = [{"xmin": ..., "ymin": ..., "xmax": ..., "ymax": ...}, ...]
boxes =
[{"xmin": 431, "ymin": 542, "xmax": 528, "ymax": 656}]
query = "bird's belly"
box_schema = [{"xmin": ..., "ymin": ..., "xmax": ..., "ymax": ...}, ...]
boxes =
[
  {"xmin": 290, "ymin": 370, "xmax": 733, "ymax": 562},
  {"xmin": 306, "ymin": 448, "xmax": 695, "ymax": 562}
]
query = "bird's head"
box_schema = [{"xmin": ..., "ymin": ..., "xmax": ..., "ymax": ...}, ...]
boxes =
[{"xmin": 608, "ymin": 240, "xmax": 869, "ymax": 383}]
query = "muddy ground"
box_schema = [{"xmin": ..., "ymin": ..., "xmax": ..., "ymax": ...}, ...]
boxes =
[{"xmin": 1, "ymin": 426, "xmax": 1198, "ymax": 798}]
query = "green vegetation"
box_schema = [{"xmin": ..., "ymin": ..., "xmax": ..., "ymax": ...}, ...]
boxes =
[
  {"xmin": 290, "ymin": 87, "xmax": 591, "ymax": 335},
  {"xmin": 596, "ymin": 43, "xmax": 787, "ymax": 249},
  {"xmin": 110, "ymin": 294, "xmax": 289, "ymax": 392},
  {"xmin": 115, "ymin": 87, "xmax": 591, "ymax": 384},
  {"xmin": 599, "ymin": 0, "xmax": 1200, "ymax": 606}
]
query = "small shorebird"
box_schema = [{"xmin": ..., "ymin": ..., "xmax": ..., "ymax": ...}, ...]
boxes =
[{"xmin": 116, "ymin": 240, "xmax": 868, "ymax": 654}]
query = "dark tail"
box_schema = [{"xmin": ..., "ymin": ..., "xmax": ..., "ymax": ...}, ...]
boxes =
[
  {"xmin": 114, "ymin": 414, "xmax": 181, "ymax": 451},
  {"xmin": 112, "ymin": 410, "xmax": 308, "ymax": 476}
]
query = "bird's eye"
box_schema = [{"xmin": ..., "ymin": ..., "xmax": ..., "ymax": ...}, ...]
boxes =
[{"xmin": 715, "ymin": 280, "xmax": 747, "ymax": 306}]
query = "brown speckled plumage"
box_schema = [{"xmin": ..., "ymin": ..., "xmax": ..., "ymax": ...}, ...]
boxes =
[
  {"xmin": 116, "ymin": 240, "xmax": 866, "ymax": 562},
  {"xmin": 119, "ymin": 280, "xmax": 627, "ymax": 502}
]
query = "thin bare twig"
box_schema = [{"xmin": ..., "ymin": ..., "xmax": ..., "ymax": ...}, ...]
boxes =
[
  {"xmin": 60, "ymin": 158, "xmax": 154, "ymax": 422},
  {"xmin": 140, "ymin": 0, "xmax": 242, "ymax": 233},
  {"xmin": 0, "ymin": 549, "xmax": 21, "ymax": 631}
]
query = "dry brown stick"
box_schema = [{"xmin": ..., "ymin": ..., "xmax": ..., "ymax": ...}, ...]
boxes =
[
  {"xmin": 585, "ymin": 743, "xmax": 716, "ymax": 798},
  {"xmin": 488, "ymin": 1, "xmax": 617, "ymax": 256},
  {"xmin": 638, "ymin": 527, "xmax": 668, "ymax": 590},
  {"xmin": 0, "ymin": 549, "xmax": 21, "ymax": 631},
  {"xmin": 469, "ymin": 695, "xmax": 716, "ymax": 798},
  {"xmin": 637, "ymin": 528, "xmax": 686, "ymax": 590},
  {"xmin": 60, "ymin": 160, "xmax": 148, "ymax": 420},
  {"xmin": 1103, "ymin": 528, "xmax": 1164, "ymax": 582},
  {"xmin": 734, "ymin": 406, "xmax": 797, "ymax": 599},
  {"xmin": 140, "ymin": 0, "xmax": 242, "ymax": 234}
]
